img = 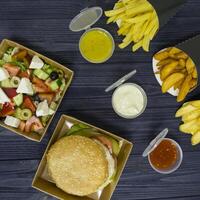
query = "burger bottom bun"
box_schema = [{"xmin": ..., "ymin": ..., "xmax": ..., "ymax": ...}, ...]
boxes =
[{"xmin": 46, "ymin": 135, "xmax": 109, "ymax": 196}]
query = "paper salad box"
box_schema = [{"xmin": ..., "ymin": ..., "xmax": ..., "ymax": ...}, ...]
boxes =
[
  {"xmin": 0, "ymin": 39, "xmax": 74, "ymax": 142},
  {"xmin": 32, "ymin": 115, "xmax": 133, "ymax": 200}
]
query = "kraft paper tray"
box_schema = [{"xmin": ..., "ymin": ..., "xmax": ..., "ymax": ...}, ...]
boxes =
[
  {"xmin": 32, "ymin": 115, "xmax": 133, "ymax": 200},
  {"xmin": 0, "ymin": 39, "xmax": 74, "ymax": 142}
]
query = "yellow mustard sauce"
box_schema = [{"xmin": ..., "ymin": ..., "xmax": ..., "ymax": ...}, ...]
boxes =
[{"xmin": 79, "ymin": 29, "xmax": 113, "ymax": 63}]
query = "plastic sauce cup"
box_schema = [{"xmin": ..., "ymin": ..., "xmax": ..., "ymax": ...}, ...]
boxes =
[
  {"xmin": 148, "ymin": 138, "xmax": 183, "ymax": 174},
  {"xmin": 112, "ymin": 83, "xmax": 147, "ymax": 119},
  {"xmin": 69, "ymin": 7, "xmax": 115, "ymax": 63}
]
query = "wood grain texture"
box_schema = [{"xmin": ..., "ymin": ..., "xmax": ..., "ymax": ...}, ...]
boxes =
[{"xmin": 0, "ymin": 0, "xmax": 200, "ymax": 199}]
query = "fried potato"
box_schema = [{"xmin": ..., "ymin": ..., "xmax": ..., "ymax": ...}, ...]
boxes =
[
  {"xmin": 156, "ymin": 58, "xmax": 174, "ymax": 67},
  {"xmin": 190, "ymin": 78, "xmax": 197, "ymax": 89},
  {"xmin": 179, "ymin": 59, "xmax": 186, "ymax": 68},
  {"xmin": 189, "ymin": 100, "xmax": 200, "ymax": 108},
  {"xmin": 169, "ymin": 47, "xmax": 182, "ymax": 55},
  {"xmin": 182, "ymin": 109, "xmax": 200, "ymax": 123},
  {"xmin": 173, "ymin": 79, "xmax": 184, "ymax": 90},
  {"xmin": 186, "ymin": 57, "xmax": 195, "ymax": 74},
  {"xmin": 105, "ymin": 0, "xmax": 159, "ymax": 52},
  {"xmin": 191, "ymin": 131, "xmax": 200, "ymax": 145},
  {"xmin": 160, "ymin": 61, "xmax": 179, "ymax": 80},
  {"xmin": 162, "ymin": 73, "xmax": 185, "ymax": 93},
  {"xmin": 177, "ymin": 75, "xmax": 192, "ymax": 102},
  {"xmin": 175, "ymin": 104, "xmax": 197, "ymax": 117},
  {"xmin": 179, "ymin": 118, "xmax": 200, "ymax": 135},
  {"xmin": 192, "ymin": 68, "xmax": 198, "ymax": 78},
  {"xmin": 176, "ymin": 52, "xmax": 188, "ymax": 59},
  {"xmin": 154, "ymin": 51, "xmax": 169, "ymax": 61},
  {"xmin": 154, "ymin": 46, "xmax": 198, "ymax": 102}
]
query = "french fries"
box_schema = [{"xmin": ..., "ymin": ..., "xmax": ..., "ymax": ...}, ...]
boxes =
[
  {"xmin": 175, "ymin": 100, "xmax": 200, "ymax": 145},
  {"xmin": 154, "ymin": 47, "xmax": 198, "ymax": 102},
  {"xmin": 105, "ymin": 0, "xmax": 159, "ymax": 52}
]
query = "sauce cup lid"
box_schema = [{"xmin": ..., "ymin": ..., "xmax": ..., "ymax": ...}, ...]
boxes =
[
  {"xmin": 105, "ymin": 70, "xmax": 137, "ymax": 93},
  {"xmin": 142, "ymin": 128, "xmax": 168, "ymax": 157},
  {"xmin": 69, "ymin": 7, "xmax": 103, "ymax": 32}
]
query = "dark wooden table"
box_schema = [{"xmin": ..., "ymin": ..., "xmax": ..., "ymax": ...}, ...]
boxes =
[{"xmin": 0, "ymin": 0, "xmax": 200, "ymax": 199}]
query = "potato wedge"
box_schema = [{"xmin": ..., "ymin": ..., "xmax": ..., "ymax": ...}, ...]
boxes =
[
  {"xmin": 175, "ymin": 104, "xmax": 198, "ymax": 117},
  {"xmin": 179, "ymin": 59, "xmax": 186, "ymax": 68},
  {"xmin": 173, "ymin": 79, "xmax": 184, "ymax": 90},
  {"xmin": 192, "ymin": 68, "xmax": 198, "ymax": 79},
  {"xmin": 154, "ymin": 50, "xmax": 169, "ymax": 61},
  {"xmin": 177, "ymin": 75, "xmax": 192, "ymax": 102},
  {"xmin": 182, "ymin": 109, "xmax": 200, "ymax": 123},
  {"xmin": 156, "ymin": 58, "xmax": 174, "ymax": 67},
  {"xmin": 176, "ymin": 52, "xmax": 188, "ymax": 59},
  {"xmin": 162, "ymin": 73, "xmax": 185, "ymax": 93},
  {"xmin": 169, "ymin": 47, "xmax": 182, "ymax": 55},
  {"xmin": 191, "ymin": 131, "xmax": 200, "ymax": 145},
  {"xmin": 179, "ymin": 118, "xmax": 200, "ymax": 134},
  {"xmin": 190, "ymin": 78, "xmax": 197, "ymax": 89},
  {"xmin": 160, "ymin": 61, "xmax": 179, "ymax": 80},
  {"xmin": 186, "ymin": 57, "xmax": 195, "ymax": 74}
]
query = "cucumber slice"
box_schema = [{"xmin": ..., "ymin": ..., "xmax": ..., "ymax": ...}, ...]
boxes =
[
  {"xmin": 10, "ymin": 76, "xmax": 21, "ymax": 88},
  {"xmin": 14, "ymin": 108, "xmax": 23, "ymax": 120},
  {"xmin": 50, "ymin": 79, "xmax": 62, "ymax": 91},
  {"xmin": 41, "ymin": 115, "xmax": 51, "ymax": 126},
  {"xmin": 60, "ymin": 79, "xmax": 66, "ymax": 91},
  {"xmin": 1, "ymin": 79, "xmax": 13, "ymax": 88},
  {"xmin": 13, "ymin": 93, "xmax": 23, "ymax": 106},
  {"xmin": 33, "ymin": 69, "xmax": 49, "ymax": 80},
  {"xmin": 0, "ymin": 59, "xmax": 6, "ymax": 66},
  {"xmin": 50, "ymin": 101, "xmax": 57, "ymax": 110},
  {"xmin": 42, "ymin": 64, "xmax": 51, "ymax": 71},
  {"xmin": 3, "ymin": 54, "xmax": 12, "ymax": 62},
  {"xmin": 21, "ymin": 108, "xmax": 32, "ymax": 120}
]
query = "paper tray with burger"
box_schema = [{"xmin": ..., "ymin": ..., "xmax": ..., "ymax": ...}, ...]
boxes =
[{"xmin": 32, "ymin": 115, "xmax": 133, "ymax": 200}]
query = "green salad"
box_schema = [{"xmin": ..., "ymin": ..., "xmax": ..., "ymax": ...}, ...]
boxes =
[{"xmin": 0, "ymin": 47, "xmax": 67, "ymax": 134}]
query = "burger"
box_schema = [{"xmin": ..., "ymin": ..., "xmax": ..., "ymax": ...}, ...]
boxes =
[{"xmin": 46, "ymin": 124, "xmax": 120, "ymax": 196}]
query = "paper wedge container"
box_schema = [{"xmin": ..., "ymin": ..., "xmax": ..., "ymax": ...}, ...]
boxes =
[
  {"xmin": 148, "ymin": 0, "xmax": 187, "ymax": 29},
  {"xmin": 153, "ymin": 34, "xmax": 200, "ymax": 97},
  {"xmin": 32, "ymin": 115, "xmax": 133, "ymax": 200},
  {"xmin": 0, "ymin": 39, "xmax": 74, "ymax": 142}
]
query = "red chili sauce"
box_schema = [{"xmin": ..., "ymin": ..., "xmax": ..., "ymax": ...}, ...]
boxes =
[{"xmin": 149, "ymin": 139, "xmax": 178, "ymax": 170}]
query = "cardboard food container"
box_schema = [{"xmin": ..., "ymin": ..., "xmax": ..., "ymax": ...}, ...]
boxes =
[
  {"xmin": 0, "ymin": 39, "xmax": 74, "ymax": 142},
  {"xmin": 32, "ymin": 115, "xmax": 133, "ymax": 200},
  {"xmin": 152, "ymin": 35, "xmax": 200, "ymax": 97},
  {"xmin": 148, "ymin": 0, "xmax": 187, "ymax": 29}
]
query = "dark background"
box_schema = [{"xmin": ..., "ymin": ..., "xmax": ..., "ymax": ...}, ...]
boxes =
[{"xmin": 0, "ymin": 0, "xmax": 200, "ymax": 199}]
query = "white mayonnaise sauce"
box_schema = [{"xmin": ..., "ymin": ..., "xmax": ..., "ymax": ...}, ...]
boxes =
[{"xmin": 112, "ymin": 83, "xmax": 146, "ymax": 118}]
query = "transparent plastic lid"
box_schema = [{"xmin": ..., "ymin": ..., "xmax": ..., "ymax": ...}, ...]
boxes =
[
  {"xmin": 142, "ymin": 128, "xmax": 168, "ymax": 157},
  {"xmin": 69, "ymin": 7, "xmax": 103, "ymax": 32}
]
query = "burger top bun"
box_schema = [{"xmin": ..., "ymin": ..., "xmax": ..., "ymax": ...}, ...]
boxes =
[{"xmin": 46, "ymin": 135, "xmax": 109, "ymax": 196}]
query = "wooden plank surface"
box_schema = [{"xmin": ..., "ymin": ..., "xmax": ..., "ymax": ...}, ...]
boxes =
[{"xmin": 0, "ymin": 0, "xmax": 200, "ymax": 199}]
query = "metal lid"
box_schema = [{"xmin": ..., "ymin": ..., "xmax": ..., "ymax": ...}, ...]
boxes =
[
  {"xmin": 105, "ymin": 70, "xmax": 137, "ymax": 92},
  {"xmin": 69, "ymin": 7, "xmax": 103, "ymax": 32},
  {"xmin": 142, "ymin": 128, "xmax": 168, "ymax": 157}
]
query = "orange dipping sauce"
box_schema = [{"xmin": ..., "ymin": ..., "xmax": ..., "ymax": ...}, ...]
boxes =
[{"xmin": 149, "ymin": 139, "xmax": 178, "ymax": 170}]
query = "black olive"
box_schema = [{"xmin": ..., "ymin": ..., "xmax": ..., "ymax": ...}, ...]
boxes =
[
  {"xmin": 50, "ymin": 71, "xmax": 59, "ymax": 80},
  {"xmin": 32, "ymin": 94, "xmax": 40, "ymax": 102}
]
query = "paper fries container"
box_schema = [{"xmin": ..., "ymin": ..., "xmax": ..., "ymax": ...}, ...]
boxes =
[
  {"xmin": 32, "ymin": 115, "xmax": 133, "ymax": 200},
  {"xmin": 152, "ymin": 34, "xmax": 200, "ymax": 97},
  {"xmin": 148, "ymin": 0, "xmax": 187, "ymax": 29},
  {"xmin": 0, "ymin": 39, "xmax": 74, "ymax": 142}
]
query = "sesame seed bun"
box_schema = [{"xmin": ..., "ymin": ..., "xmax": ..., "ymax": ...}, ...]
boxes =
[{"xmin": 46, "ymin": 135, "xmax": 111, "ymax": 196}]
